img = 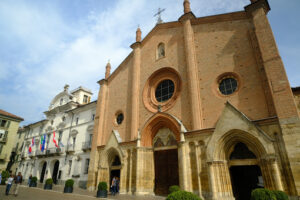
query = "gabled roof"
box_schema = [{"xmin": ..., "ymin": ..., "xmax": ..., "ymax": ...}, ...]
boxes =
[
  {"xmin": 0, "ymin": 109, "xmax": 24, "ymax": 121},
  {"xmin": 105, "ymin": 10, "xmax": 247, "ymax": 83}
]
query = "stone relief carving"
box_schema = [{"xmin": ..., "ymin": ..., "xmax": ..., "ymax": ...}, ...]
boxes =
[{"xmin": 153, "ymin": 128, "xmax": 177, "ymax": 148}]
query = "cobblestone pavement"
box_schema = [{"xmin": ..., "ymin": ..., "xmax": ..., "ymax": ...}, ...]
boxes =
[{"xmin": 0, "ymin": 185, "xmax": 165, "ymax": 200}]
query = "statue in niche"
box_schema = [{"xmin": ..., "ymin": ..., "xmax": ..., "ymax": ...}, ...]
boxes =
[
  {"xmin": 157, "ymin": 43, "xmax": 165, "ymax": 58},
  {"xmin": 154, "ymin": 138, "xmax": 164, "ymax": 147}
]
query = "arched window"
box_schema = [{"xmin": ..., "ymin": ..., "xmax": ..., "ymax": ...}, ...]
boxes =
[
  {"xmin": 111, "ymin": 155, "xmax": 121, "ymax": 166},
  {"xmin": 230, "ymin": 142, "xmax": 256, "ymax": 160},
  {"xmin": 157, "ymin": 43, "xmax": 165, "ymax": 59}
]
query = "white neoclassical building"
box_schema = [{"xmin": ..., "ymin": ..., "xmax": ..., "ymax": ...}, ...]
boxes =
[{"xmin": 18, "ymin": 85, "xmax": 96, "ymax": 188}]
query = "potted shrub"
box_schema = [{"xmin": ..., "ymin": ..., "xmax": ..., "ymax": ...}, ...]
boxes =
[
  {"xmin": 44, "ymin": 178, "xmax": 53, "ymax": 190},
  {"xmin": 97, "ymin": 182, "xmax": 108, "ymax": 198},
  {"xmin": 272, "ymin": 190, "xmax": 289, "ymax": 200},
  {"xmin": 64, "ymin": 179, "xmax": 74, "ymax": 193},
  {"xmin": 166, "ymin": 190, "xmax": 202, "ymax": 200},
  {"xmin": 1, "ymin": 171, "xmax": 9, "ymax": 185},
  {"xmin": 251, "ymin": 188, "xmax": 276, "ymax": 200},
  {"xmin": 30, "ymin": 177, "xmax": 38, "ymax": 187},
  {"xmin": 169, "ymin": 185, "xmax": 181, "ymax": 194}
]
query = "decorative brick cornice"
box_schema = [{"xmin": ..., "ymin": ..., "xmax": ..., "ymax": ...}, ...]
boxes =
[
  {"xmin": 244, "ymin": 0, "xmax": 271, "ymax": 15},
  {"xmin": 130, "ymin": 41, "xmax": 141, "ymax": 49},
  {"xmin": 97, "ymin": 79, "xmax": 107, "ymax": 86},
  {"xmin": 178, "ymin": 12, "xmax": 196, "ymax": 22}
]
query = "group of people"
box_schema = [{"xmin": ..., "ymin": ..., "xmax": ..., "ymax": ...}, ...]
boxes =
[
  {"xmin": 1, "ymin": 172, "xmax": 23, "ymax": 196},
  {"xmin": 111, "ymin": 176, "xmax": 120, "ymax": 195}
]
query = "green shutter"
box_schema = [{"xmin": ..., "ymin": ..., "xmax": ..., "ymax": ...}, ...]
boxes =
[
  {"xmin": 6, "ymin": 121, "xmax": 10, "ymax": 128},
  {"xmin": 4, "ymin": 131, "xmax": 8, "ymax": 140}
]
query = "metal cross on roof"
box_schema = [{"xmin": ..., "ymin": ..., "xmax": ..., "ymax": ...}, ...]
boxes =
[{"xmin": 154, "ymin": 8, "xmax": 166, "ymax": 24}]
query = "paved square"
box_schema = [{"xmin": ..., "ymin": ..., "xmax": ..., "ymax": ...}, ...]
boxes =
[{"xmin": 0, "ymin": 185, "xmax": 165, "ymax": 200}]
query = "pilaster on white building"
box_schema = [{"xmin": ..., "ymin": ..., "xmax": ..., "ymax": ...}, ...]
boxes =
[{"xmin": 19, "ymin": 85, "xmax": 96, "ymax": 188}]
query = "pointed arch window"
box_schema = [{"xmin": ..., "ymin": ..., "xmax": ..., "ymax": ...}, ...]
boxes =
[
  {"xmin": 230, "ymin": 142, "xmax": 256, "ymax": 160},
  {"xmin": 157, "ymin": 43, "xmax": 165, "ymax": 59},
  {"xmin": 111, "ymin": 155, "xmax": 121, "ymax": 166}
]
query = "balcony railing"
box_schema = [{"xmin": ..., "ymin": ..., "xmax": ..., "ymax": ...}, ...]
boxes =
[
  {"xmin": 0, "ymin": 154, "xmax": 7, "ymax": 160},
  {"xmin": 82, "ymin": 141, "xmax": 92, "ymax": 151},
  {"xmin": 46, "ymin": 147, "xmax": 64, "ymax": 155},
  {"xmin": 22, "ymin": 152, "xmax": 31, "ymax": 159},
  {"xmin": 28, "ymin": 151, "xmax": 36, "ymax": 157},
  {"xmin": 36, "ymin": 150, "xmax": 46, "ymax": 157},
  {"xmin": 0, "ymin": 135, "xmax": 7, "ymax": 143},
  {"xmin": 66, "ymin": 144, "xmax": 75, "ymax": 153}
]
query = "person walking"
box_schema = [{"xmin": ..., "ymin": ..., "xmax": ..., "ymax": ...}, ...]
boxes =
[
  {"xmin": 13, "ymin": 172, "xmax": 23, "ymax": 197},
  {"xmin": 5, "ymin": 175, "xmax": 14, "ymax": 195},
  {"xmin": 116, "ymin": 177, "xmax": 120, "ymax": 194},
  {"xmin": 28, "ymin": 174, "xmax": 32, "ymax": 187},
  {"xmin": 111, "ymin": 176, "xmax": 117, "ymax": 196}
]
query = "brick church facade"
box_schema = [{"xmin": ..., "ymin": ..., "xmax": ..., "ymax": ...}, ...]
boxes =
[{"xmin": 87, "ymin": 0, "xmax": 300, "ymax": 199}]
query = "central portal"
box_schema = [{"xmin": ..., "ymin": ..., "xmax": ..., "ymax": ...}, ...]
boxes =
[
  {"xmin": 154, "ymin": 149, "xmax": 179, "ymax": 195},
  {"xmin": 230, "ymin": 165, "xmax": 262, "ymax": 200}
]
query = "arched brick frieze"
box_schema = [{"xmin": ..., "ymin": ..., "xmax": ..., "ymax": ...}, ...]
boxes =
[{"xmin": 140, "ymin": 112, "xmax": 185, "ymax": 147}]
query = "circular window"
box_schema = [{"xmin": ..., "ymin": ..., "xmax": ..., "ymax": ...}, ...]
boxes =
[
  {"xmin": 116, "ymin": 113, "xmax": 124, "ymax": 125},
  {"xmin": 219, "ymin": 77, "xmax": 238, "ymax": 95},
  {"xmin": 155, "ymin": 79, "xmax": 175, "ymax": 102},
  {"xmin": 143, "ymin": 68, "xmax": 182, "ymax": 113}
]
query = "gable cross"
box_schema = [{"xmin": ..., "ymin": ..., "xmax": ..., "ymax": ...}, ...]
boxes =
[{"xmin": 154, "ymin": 8, "xmax": 166, "ymax": 24}]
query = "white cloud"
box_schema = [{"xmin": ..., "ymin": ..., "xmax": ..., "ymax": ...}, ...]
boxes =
[{"xmin": 0, "ymin": 0, "xmax": 269, "ymax": 124}]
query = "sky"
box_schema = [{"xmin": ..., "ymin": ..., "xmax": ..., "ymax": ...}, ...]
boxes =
[{"xmin": 0, "ymin": 0, "xmax": 299, "ymax": 125}]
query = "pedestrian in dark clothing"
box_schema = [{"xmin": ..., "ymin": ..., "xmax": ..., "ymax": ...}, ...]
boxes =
[
  {"xmin": 111, "ymin": 177, "xmax": 117, "ymax": 195},
  {"xmin": 28, "ymin": 174, "xmax": 32, "ymax": 187},
  {"xmin": 13, "ymin": 172, "xmax": 23, "ymax": 196},
  {"xmin": 116, "ymin": 177, "xmax": 120, "ymax": 194}
]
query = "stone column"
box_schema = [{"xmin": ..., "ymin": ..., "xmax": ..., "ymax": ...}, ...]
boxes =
[
  {"xmin": 87, "ymin": 78, "xmax": 109, "ymax": 191},
  {"xmin": 208, "ymin": 161, "xmax": 217, "ymax": 200},
  {"xmin": 207, "ymin": 161, "xmax": 234, "ymax": 200},
  {"xmin": 194, "ymin": 141, "xmax": 203, "ymax": 198},
  {"xmin": 263, "ymin": 156, "xmax": 284, "ymax": 191},
  {"xmin": 135, "ymin": 147, "xmax": 143, "ymax": 194},
  {"xmin": 180, "ymin": 14, "xmax": 203, "ymax": 130},
  {"xmin": 129, "ymin": 28, "xmax": 141, "ymax": 141},
  {"xmin": 246, "ymin": 0, "xmax": 300, "ymax": 195},
  {"xmin": 270, "ymin": 159, "xmax": 284, "ymax": 191},
  {"xmin": 178, "ymin": 142, "xmax": 189, "ymax": 191},
  {"xmin": 128, "ymin": 149, "xmax": 133, "ymax": 194}
]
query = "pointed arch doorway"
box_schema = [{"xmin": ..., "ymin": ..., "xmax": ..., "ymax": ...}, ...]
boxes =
[
  {"xmin": 229, "ymin": 142, "xmax": 263, "ymax": 200},
  {"xmin": 153, "ymin": 128, "xmax": 179, "ymax": 195},
  {"xmin": 110, "ymin": 154, "xmax": 121, "ymax": 189}
]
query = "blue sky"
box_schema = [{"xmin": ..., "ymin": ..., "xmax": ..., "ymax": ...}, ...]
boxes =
[{"xmin": 0, "ymin": 0, "xmax": 299, "ymax": 125}]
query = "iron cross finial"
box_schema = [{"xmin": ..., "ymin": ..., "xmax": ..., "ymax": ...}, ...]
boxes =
[{"xmin": 154, "ymin": 8, "xmax": 166, "ymax": 24}]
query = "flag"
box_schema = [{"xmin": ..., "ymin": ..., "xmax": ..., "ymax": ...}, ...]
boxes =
[
  {"xmin": 59, "ymin": 141, "xmax": 64, "ymax": 147},
  {"xmin": 40, "ymin": 135, "xmax": 43, "ymax": 150},
  {"xmin": 53, "ymin": 131, "xmax": 58, "ymax": 148},
  {"xmin": 29, "ymin": 137, "xmax": 34, "ymax": 153},
  {"xmin": 41, "ymin": 134, "xmax": 46, "ymax": 152}
]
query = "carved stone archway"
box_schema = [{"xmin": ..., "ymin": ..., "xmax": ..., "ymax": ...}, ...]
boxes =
[
  {"xmin": 140, "ymin": 112, "xmax": 184, "ymax": 147},
  {"xmin": 207, "ymin": 130, "xmax": 283, "ymax": 200},
  {"xmin": 137, "ymin": 113, "xmax": 188, "ymax": 194}
]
